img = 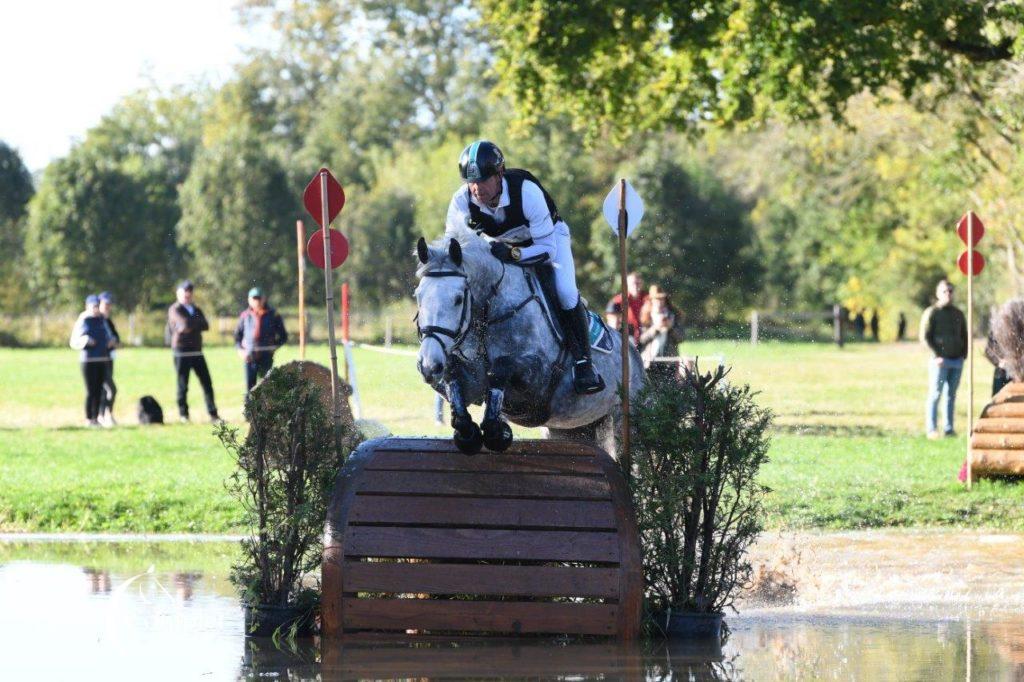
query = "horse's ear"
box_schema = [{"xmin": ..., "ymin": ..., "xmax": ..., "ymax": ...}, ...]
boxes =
[
  {"xmin": 449, "ymin": 238, "xmax": 463, "ymax": 266},
  {"xmin": 417, "ymin": 237, "xmax": 429, "ymax": 264}
]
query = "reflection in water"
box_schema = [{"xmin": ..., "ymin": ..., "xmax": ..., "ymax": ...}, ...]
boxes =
[
  {"xmin": 83, "ymin": 567, "xmax": 111, "ymax": 594},
  {"xmin": 174, "ymin": 571, "xmax": 202, "ymax": 602},
  {"xmin": 1, "ymin": 536, "xmax": 1024, "ymax": 679}
]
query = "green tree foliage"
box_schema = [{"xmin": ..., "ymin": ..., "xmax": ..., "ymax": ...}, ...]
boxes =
[
  {"xmin": 0, "ymin": 141, "xmax": 33, "ymax": 224},
  {"xmin": 588, "ymin": 137, "xmax": 761, "ymax": 323},
  {"xmin": 24, "ymin": 147, "xmax": 179, "ymax": 311},
  {"xmin": 481, "ymin": 0, "xmax": 1024, "ymax": 137},
  {"xmin": 177, "ymin": 129, "xmax": 299, "ymax": 313},
  {"xmin": 0, "ymin": 142, "xmax": 34, "ymax": 312},
  {"xmin": 21, "ymin": 90, "xmax": 203, "ymax": 312}
]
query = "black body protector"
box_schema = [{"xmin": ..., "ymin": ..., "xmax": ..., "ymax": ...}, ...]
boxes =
[{"xmin": 464, "ymin": 169, "xmax": 561, "ymax": 250}]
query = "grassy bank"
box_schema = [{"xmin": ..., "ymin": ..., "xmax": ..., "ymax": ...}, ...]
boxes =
[{"xmin": 2, "ymin": 341, "xmax": 1022, "ymax": 532}]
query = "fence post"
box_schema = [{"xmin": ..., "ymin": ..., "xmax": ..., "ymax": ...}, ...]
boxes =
[
  {"xmin": 833, "ymin": 304, "xmax": 844, "ymax": 348},
  {"xmin": 750, "ymin": 310, "xmax": 759, "ymax": 345},
  {"xmin": 385, "ymin": 317, "xmax": 393, "ymax": 348}
]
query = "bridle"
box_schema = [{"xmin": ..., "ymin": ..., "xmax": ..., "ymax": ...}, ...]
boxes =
[{"xmin": 415, "ymin": 270, "xmax": 473, "ymax": 355}]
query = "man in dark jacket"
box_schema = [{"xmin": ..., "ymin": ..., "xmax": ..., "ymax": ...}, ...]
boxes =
[
  {"xmin": 167, "ymin": 280, "xmax": 220, "ymax": 423},
  {"xmin": 919, "ymin": 279, "xmax": 968, "ymax": 438},
  {"xmin": 234, "ymin": 287, "xmax": 288, "ymax": 393}
]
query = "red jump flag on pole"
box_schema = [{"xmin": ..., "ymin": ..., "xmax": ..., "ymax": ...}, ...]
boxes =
[{"xmin": 303, "ymin": 168, "xmax": 345, "ymax": 228}]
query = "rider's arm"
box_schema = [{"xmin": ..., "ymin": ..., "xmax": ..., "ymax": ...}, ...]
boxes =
[
  {"xmin": 444, "ymin": 192, "xmax": 469, "ymax": 236},
  {"xmin": 516, "ymin": 181, "xmax": 556, "ymax": 264}
]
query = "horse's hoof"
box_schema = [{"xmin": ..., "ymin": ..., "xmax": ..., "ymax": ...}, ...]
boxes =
[
  {"xmin": 453, "ymin": 422, "xmax": 483, "ymax": 455},
  {"xmin": 482, "ymin": 419, "xmax": 513, "ymax": 452}
]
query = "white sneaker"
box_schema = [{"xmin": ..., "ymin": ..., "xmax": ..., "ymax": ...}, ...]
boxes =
[
  {"xmin": 179, "ymin": 416, "xmax": 191, "ymax": 424},
  {"xmin": 87, "ymin": 419, "xmax": 100, "ymax": 428}
]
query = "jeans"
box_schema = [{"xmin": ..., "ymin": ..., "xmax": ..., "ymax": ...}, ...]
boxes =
[
  {"xmin": 926, "ymin": 361, "xmax": 963, "ymax": 434},
  {"xmin": 244, "ymin": 354, "xmax": 274, "ymax": 393}
]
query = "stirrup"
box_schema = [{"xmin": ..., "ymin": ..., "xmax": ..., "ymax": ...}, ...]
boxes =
[{"xmin": 572, "ymin": 359, "xmax": 605, "ymax": 395}]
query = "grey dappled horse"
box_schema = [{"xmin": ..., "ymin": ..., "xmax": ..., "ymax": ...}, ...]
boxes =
[{"xmin": 415, "ymin": 229, "xmax": 644, "ymax": 457}]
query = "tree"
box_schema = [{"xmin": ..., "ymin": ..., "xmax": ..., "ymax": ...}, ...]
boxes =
[
  {"xmin": 0, "ymin": 141, "xmax": 33, "ymax": 224},
  {"xmin": 177, "ymin": 128, "xmax": 299, "ymax": 313},
  {"xmin": 0, "ymin": 141, "xmax": 34, "ymax": 311},
  {"xmin": 24, "ymin": 147, "xmax": 179, "ymax": 311},
  {"xmin": 481, "ymin": 0, "xmax": 1024, "ymax": 137},
  {"xmin": 588, "ymin": 137, "xmax": 761, "ymax": 324},
  {"xmin": 22, "ymin": 89, "xmax": 205, "ymax": 312}
]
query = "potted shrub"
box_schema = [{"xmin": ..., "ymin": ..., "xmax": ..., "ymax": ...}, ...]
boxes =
[
  {"xmin": 217, "ymin": 364, "xmax": 358, "ymax": 638},
  {"xmin": 630, "ymin": 362, "xmax": 772, "ymax": 640}
]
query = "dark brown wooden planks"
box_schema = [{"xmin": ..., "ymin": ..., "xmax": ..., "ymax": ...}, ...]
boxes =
[
  {"xmin": 343, "ymin": 598, "xmax": 618, "ymax": 636},
  {"xmin": 348, "ymin": 495, "xmax": 617, "ymax": 529},
  {"xmin": 343, "ymin": 561, "xmax": 620, "ymax": 598},
  {"xmin": 345, "ymin": 526, "xmax": 620, "ymax": 563}
]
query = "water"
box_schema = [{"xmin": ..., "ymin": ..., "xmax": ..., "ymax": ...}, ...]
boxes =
[{"xmin": 1, "ymin": 532, "xmax": 1023, "ymax": 680}]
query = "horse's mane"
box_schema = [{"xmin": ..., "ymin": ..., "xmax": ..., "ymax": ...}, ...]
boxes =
[{"xmin": 416, "ymin": 225, "xmax": 499, "ymax": 292}]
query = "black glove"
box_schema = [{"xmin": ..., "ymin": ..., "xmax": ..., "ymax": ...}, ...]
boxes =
[{"xmin": 490, "ymin": 241, "xmax": 515, "ymax": 263}]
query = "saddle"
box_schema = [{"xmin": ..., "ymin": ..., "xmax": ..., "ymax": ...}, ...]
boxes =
[
  {"xmin": 493, "ymin": 265, "xmax": 612, "ymax": 427},
  {"xmin": 526, "ymin": 265, "xmax": 613, "ymax": 355}
]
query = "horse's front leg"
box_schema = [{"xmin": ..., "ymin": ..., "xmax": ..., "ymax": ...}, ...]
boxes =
[
  {"xmin": 446, "ymin": 376, "xmax": 483, "ymax": 455},
  {"xmin": 481, "ymin": 356, "xmax": 514, "ymax": 452}
]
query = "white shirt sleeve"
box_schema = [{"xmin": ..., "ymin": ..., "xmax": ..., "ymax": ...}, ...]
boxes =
[
  {"xmin": 521, "ymin": 180, "xmax": 555, "ymax": 240},
  {"xmin": 445, "ymin": 190, "xmax": 470, "ymax": 237}
]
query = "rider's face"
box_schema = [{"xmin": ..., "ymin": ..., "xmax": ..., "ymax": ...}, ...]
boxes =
[{"xmin": 467, "ymin": 174, "xmax": 502, "ymax": 207}]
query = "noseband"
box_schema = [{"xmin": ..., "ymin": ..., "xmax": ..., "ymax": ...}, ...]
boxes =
[{"xmin": 416, "ymin": 270, "xmax": 472, "ymax": 354}]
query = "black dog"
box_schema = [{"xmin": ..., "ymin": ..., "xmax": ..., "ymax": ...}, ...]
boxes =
[{"xmin": 137, "ymin": 395, "xmax": 164, "ymax": 425}]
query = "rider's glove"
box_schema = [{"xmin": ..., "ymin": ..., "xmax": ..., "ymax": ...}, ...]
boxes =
[{"xmin": 490, "ymin": 241, "xmax": 516, "ymax": 263}]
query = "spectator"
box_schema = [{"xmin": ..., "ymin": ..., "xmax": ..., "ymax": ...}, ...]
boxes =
[
  {"xmin": 897, "ymin": 311, "xmax": 907, "ymax": 341},
  {"xmin": 69, "ymin": 294, "xmax": 111, "ymax": 427},
  {"xmin": 608, "ymin": 272, "xmax": 648, "ymax": 344},
  {"xmin": 638, "ymin": 285, "xmax": 684, "ymax": 365},
  {"xmin": 920, "ymin": 279, "xmax": 968, "ymax": 438},
  {"xmin": 853, "ymin": 310, "xmax": 866, "ymax": 339},
  {"xmin": 97, "ymin": 291, "xmax": 120, "ymax": 426},
  {"xmin": 869, "ymin": 310, "xmax": 879, "ymax": 341},
  {"xmin": 234, "ymin": 287, "xmax": 288, "ymax": 394},
  {"xmin": 167, "ymin": 280, "xmax": 220, "ymax": 423}
]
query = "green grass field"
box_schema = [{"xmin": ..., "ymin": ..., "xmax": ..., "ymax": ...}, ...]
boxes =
[{"xmin": 2, "ymin": 340, "xmax": 1023, "ymax": 532}]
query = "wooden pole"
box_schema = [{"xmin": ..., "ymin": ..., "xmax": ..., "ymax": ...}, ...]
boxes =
[
  {"xmin": 296, "ymin": 220, "xmax": 306, "ymax": 359},
  {"xmin": 341, "ymin": 282, "xmax": 350, "ymax": 383},
  {"xmin": 617, "ymin": 179, "xmax": 631, "ymax": 479},
  {"xmin": 967, "ymin": 211, "xmax": 975, "ymax": 489},
  {"xmin": 320, "ymin": 172, "xmax": 342, "ymax": 438}
]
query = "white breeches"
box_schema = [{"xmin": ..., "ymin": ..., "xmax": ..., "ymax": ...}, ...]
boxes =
[{"xmin": 550, "ymin": 222, "xmax": 580, "ymax": 310}]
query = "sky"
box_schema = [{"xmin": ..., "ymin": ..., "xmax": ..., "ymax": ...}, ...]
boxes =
[{"xmin": 0, "ymin": 0, "xmax": 260, "ymax": 172}]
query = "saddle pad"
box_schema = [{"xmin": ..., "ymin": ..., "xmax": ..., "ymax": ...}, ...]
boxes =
[{"xmin": 589, "ymin": 311, "xmax": 614, "ymax": 354}]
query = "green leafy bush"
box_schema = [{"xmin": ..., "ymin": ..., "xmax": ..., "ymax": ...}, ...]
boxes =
[
  {"xmin": 217, "ymin": 365, "xmax": 357, "ymax": 607},
  {"xmin": 630, "ymin": 363, "xmax": 772, "ymax": 614}
]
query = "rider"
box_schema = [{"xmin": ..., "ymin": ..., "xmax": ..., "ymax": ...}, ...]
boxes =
[{"xmin": 445, "ymin": 140, "xmax": 605, "ymax": 395}]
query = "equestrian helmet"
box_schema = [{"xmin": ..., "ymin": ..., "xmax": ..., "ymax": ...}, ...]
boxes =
[{"xmin": 459, "ymin": 140, "xmax": 504, "ymax": 182}]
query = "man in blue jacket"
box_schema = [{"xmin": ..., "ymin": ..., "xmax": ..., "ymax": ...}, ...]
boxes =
[{"xmin": 234, "ymin": 287, "xmax": 288, "ymax": 394}]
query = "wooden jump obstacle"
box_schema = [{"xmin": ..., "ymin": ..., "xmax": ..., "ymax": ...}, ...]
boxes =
[
  {"xmin": 321, "ymin": 437, "xmax": 643, "ymax": 639},
  {"xmin": 969, "ymin": 381, "xmax": 1024, "ymax": 481}
]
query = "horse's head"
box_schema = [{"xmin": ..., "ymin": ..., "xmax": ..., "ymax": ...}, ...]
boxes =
[{"xmin": 415, "ymin": 236, "xmax": 471, "ymax": 386}]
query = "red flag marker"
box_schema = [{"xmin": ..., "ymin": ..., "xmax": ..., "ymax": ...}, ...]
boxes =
[
  {"xmin": 303, "ymin": 168, "xmax": 345, "ymax": 228},
  {"xmin": 307, "ymin": 228, "xmax": 349, "ymax": 269}
]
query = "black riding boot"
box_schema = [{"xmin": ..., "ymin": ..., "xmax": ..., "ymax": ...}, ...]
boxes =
[{"xmin": 564, "ymin": 299, "xmax": 605, "ymax": 395}]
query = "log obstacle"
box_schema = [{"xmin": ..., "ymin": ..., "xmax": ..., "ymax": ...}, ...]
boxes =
[
  {"xmin": 970, "ymin": 382, "xmax": 1024, "ymax": 480},
  {"xmin": 321, "ymin": 437, "xmax": 643, "ymax": 639}
]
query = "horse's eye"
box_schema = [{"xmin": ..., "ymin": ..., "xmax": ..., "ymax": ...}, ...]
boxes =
[{"xmin": 454, "ymin": 295, "xmax": 463, "ymax": 306}]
